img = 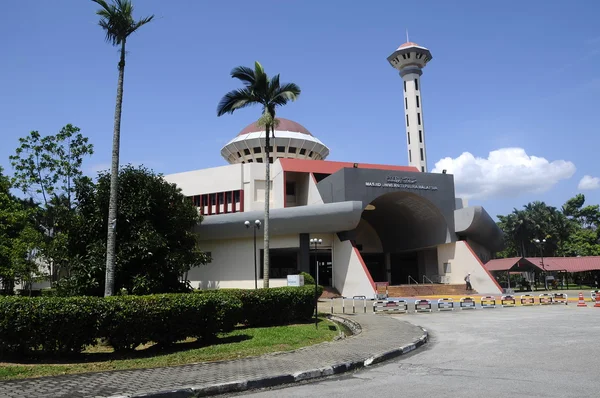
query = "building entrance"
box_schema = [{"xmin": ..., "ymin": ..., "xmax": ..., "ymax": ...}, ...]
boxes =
[
  {"xmin": 390, "ymin": 252, "xmax": 419, "ymax": 285},
  {"xmin": 310, "ymin": 250, "xmax": 332, "ymax": 286}
]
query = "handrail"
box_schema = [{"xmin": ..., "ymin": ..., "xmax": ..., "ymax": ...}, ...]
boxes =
[
  {"xmin": 407, "ymin": 275, "xmax": 419, "ymax": 285},
  {"xmin": 422, "ymin": 275, "xmax": 434, "ymax": 284}
]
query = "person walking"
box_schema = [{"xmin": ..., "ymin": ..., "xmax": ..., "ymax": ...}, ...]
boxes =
[{"xmin": 465, "ymin": 273, "xmax": 473, "ymax": 291}]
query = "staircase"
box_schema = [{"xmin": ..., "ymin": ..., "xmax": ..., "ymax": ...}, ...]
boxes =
[{"xmin": 384, "ymin": 284, "xmax": 476, "ymax": 297}]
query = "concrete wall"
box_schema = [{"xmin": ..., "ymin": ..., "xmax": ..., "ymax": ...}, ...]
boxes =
[
  {"xmin": 418, "ymin": 249, "xmax": 438, "ymax": 280},
  {"xmin": 332, "ymin": 234, "xmax": 376, "ymax": 298},
  {"xmin": 467, "ymin": 238, "xmax": 492, "ymax": 264},
  {"xmin": 190, "ymin": 234, "xmax": 299, "ymax": 290},
  {"xmin": 353, "ymin": 219, "xmax": 383, "ymax": 253},
  {"xmin": 437, "ymin": 240, "xmax": 502, "ymax": 294},
  {"xmin": 307, "ymin": 174, "xmax": 324, "ymax": 205}
]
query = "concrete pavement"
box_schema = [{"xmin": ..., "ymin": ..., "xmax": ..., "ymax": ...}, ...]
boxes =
[{"xmin": 0, "ymin": 314, "xmax": 427, "ymax": 398}]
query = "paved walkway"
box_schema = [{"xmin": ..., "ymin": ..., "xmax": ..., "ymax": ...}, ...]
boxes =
[{"xmin": 0, "ymin": 315, "xmax": 427, "ymax": 398}]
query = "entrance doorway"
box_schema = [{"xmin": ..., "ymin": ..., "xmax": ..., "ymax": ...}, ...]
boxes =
[
  {"xmin": 361, "ymin": 253, "xmax": 386, "ymax": 283},
  {"xmin": 310, "ymin": 250, "xmax": 332, "ymax": 286},
  {"xmin": 390, "ymin": 252, "xmax": 419, "ymax": 285}
]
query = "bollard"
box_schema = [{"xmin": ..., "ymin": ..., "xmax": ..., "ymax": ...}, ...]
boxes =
[
  {"xmin": 539, "ymin": 293, "xmax": 553, "ymax": 305},
  {"xmin": 552, "ymin": 293, "xmax": 568, "ymax": 305},
  {"xmin": 459, "ymin": 297, "xmax": 476, "ymax": 310},
  {"xmin": 520, "ymin": 294, "xmax": 535, "ymax": 306},
  {"xmin": 437, "ymin": 298, "xmax": 454, "ymax": 311},
  {"xmin": 415, "ymin": 299, "xmax": 432, "ymax": 313},
  {"xmin": 501, "ymin": 295, "xmax": 516, "ymax": 307},
  {"xmin": 342, "ymin": 297, "xmax": 346, "ymax": 314},
  {"xmin": 330, "ymin": 297, "xmax": 334, "ymax": 314},
  {"xmin": 481, "ymin": 296, "xmax": 496, "ymax": 308}
]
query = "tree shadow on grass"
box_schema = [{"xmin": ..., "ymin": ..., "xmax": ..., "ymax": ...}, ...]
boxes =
[{"xmin": 3, "ymin": 334, "xmax": 252, "ymax": 365}]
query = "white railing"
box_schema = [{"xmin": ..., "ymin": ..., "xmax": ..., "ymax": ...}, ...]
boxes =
[{"xmin": 407, "ymin": 275, "xmax": 419, "ymax": 285}]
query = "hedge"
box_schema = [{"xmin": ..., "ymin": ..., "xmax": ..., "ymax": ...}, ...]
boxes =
[
  {"xmin": 196, "ymin": 285, "xmax": 323, "ymax": 327},
  {"xmin": 0, "ymin": 293, "xmax": 242, "ymax": 357},
  {"xmin": 0, "ymin": 285, "xmax": 320, "ymax": 358}
]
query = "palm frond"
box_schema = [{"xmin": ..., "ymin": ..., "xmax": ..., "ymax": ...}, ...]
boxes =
[
  {"xmin": 92, "ymin": 0, "xmax": 154, "ymax": 46},
  {"xmin": 270, "ymin": 82, "xmax": 301, "ymax": 106},
  {"xmin": 231, "ymin": 66, "xmax": 256, "ymax": 87},
  {"xmin": 217, "ymin": 88, "xmax": 257, "ymax": 116}
]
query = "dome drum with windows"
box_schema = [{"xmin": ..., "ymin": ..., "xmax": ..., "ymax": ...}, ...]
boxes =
[{"xmin": 220, "ymin": 118, "xmax": 330, "ymax": 164}]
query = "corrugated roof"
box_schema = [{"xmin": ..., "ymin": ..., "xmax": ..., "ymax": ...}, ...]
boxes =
[
  {"xmin": 486, "ymin": 256, "xmax": 600, "ymax": 273},
  {"xmin": 485, "ymin": 257, "xmax": 543, "ymax": 272},
  {"xmin": 525, "ymin": 257, "xmax": 600, "ymax": 273}
]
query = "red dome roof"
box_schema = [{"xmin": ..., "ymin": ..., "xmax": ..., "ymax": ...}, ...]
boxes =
[
  {"xmin": 397, "ymin": 41, "xmax": 421, "ymax": 49},
  {"xmin": 238, "ymin": 118, "xmax": 312, "ymax": 136}
]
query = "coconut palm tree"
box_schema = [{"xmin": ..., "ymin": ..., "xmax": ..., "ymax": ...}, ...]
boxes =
[
  {"xmin": 217, "ymin": 61, "xmax": 300, "ymax": 288},
  {"xmin": 92, "ymin": 0, "xmax": 154, "ymax": 297}
]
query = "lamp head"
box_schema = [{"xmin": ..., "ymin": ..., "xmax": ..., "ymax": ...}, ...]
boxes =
[
  {"xmin": 255, "ymin": 219, "xmax": 261, "ymax": 228},
  {"xmin": 244, "ymin": 220, "xmax": 250, "ymax": 228}
]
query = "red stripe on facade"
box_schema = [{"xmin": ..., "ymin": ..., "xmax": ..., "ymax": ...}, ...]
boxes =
[
  {"xmin": 239, "ymin": 189, "xmax": 244, "ymax": 213},
  {"xmin": 283, "ymin": 171, "xmax": 287, "ymax": 208},
  {"xmin": 279, "ymin": 158, "xmax": 419, "ymax": 175},
  {"xmin": 351, "ymin": 242, "xmax": 377, "ymax": 293}
]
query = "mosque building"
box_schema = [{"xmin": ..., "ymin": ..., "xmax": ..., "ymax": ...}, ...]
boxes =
[{"xmin": 164, "ymin": 41, "xmax": 504, "ymax": 297}]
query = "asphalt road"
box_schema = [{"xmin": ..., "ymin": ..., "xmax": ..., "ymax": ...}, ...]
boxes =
[{"xmin": 238, "ymin": 305, "xmax": 600, "ymax": 398}]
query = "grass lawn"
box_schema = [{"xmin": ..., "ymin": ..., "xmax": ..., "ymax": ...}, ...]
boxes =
[{"xmin": 0, "ymin": 316, "xmax": 345, "ymax": 381}]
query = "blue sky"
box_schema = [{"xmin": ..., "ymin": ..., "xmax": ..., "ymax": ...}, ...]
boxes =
[{"xmin": 1, "ymin": 0, "xmax": 599, "ymax": 219}]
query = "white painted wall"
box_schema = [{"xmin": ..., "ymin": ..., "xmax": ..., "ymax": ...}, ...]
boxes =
[
  {"xmin": 164, "ymin": 164, "xmax": 243, "ymax": 196},
  {"xmin": 403, "ymin": 72, "xmax": 427, "ymax": 172},
  {"xmin": 437, "ymin": 241, "xmax": 502, "ymax": 294},
  {"xmin": 190, "ymin": 234, "xmax": 299, "ymax": 290},
  {"xmin": 332, "ymin": 234, "xmax": 376, "ymax": 298}
]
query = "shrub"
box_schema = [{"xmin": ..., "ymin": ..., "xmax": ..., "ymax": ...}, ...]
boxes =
[
  {"xmin": 0, "ymin": 296, "xmax": 105, "ymax": 357},
  {"xmin": 299, "ymin": 272, "xmax": 315, "ymax": 285}
]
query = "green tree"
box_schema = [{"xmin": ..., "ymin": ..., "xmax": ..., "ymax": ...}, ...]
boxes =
[
  {"xmin": 0, "ymin": 167, "xmax": 42, "ymax": 295},
  {"xmin": 58, "ymin": 165, "xmax": 208, "ymax": 296},
  {"xmin": 9, "ymin": 125, "xmax": 93, "ymax": 282},
  {"xmin": 92, "ymin": 0, "xmax": 154, "ymax": 297},
  {"xmin": 217, "ymin": 61, "xmax": 301, "ymax": 287}
]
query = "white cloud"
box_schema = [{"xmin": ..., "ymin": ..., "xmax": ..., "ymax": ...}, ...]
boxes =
[
  {"xmin": 578, "ymin": 175, "xmax": 600, "ymax": 190},
  {"xmin": 432, "ymin": 148, "xmax": 576, "ymax": 200}
]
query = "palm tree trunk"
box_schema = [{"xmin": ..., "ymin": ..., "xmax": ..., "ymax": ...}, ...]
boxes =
[
  {"xmin": 262, "ymin": 124, "xmax": 271, "ymax": 288},
  {"xmin": 104, "ymin": 40, "xmax": 126, "ymax": 297}
]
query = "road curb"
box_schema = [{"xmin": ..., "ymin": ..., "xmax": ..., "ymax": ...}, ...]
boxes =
[{"xmin": 121, "ymin": 318, "xmax": 428, "ymax": 398}]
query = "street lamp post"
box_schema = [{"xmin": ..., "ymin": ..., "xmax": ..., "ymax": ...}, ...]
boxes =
[
  {"xmin": 534, "ymin": 238, "xmax": 547, "ymax": 290},
  {"xmin": 310, "ymin": 238, "xmax": 322, "ymax": 329},
  {"xmin": 245, "ymin": 220, "xmax": 261, "ymax": 289}
]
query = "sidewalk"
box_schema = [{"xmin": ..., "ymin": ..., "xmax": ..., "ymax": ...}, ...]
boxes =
[{"xmin": 0, "ymin": 315, "xmax": 427, "ymax": 398}]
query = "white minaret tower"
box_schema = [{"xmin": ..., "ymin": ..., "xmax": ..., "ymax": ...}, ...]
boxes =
[{"xmin": 387, "ymin": 39, "xmax": 433, "ymax": 172}]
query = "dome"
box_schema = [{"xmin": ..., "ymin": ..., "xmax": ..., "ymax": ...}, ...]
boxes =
[
  {"xmin": 221, "ymin": 118, "xmax": 329, "ymax": 165},
  {"xmin": 238, "ymin": 118, "xmax": 312, "ymax": 136}
]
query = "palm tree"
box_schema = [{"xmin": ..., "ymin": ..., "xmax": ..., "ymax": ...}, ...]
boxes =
[
  {"xmin": 217, "ymin": 61, "xmax": 300, "ymax": 288},
  {"xmin": 92, "ymin": 0, "xmax": 154, "ymax": 297}
]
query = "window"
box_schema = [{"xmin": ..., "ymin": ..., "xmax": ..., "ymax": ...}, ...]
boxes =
[
  {"xmin": 225, "ymin": 191, "xmax": 232, "ymax": 204},
  {"xmin": 247, "ymin": 159, "xmax": 253, "ymax": 163},
  {"xmin": 409, "ymin": 150, "xmax": 412, "ymax": 162},
  {"xmin": 277, "ymin": 146, "xmax": 285, "ymax": 152},
  {"xmin": 419, "ymin": 130, "xmax": 423, "ymax": 143},
  {"xmin": 309, "ymin": 151, "xmax": 314, "ymax": 158},
  {"xmin": 236, "ymin": 151, "xmax": 241, "ymax": 157},
  {"xmin": 217, "ymin": 192, "xmax": 224, "ymax": 204},
  {"xmin": 403, "ymin": 81, "xmax": 406, "ymax": 92},
  {"xmin": 201, "ymin": 195, "xmax": 208, "ymax": 206},
  {"xmin": 420, "ymin": 148, "xmax": 424, "ymax": 161},
  {"xmin": 417, "ymin": 113, "xmax": 421, "ymax": 125},
  {"xmin": 407, "ymin": 132, "xmax": 410, "ymax": 145},
  {"xmin": 234, "ymin": 190, "xmax": 241, "ymax": 203},
  {"xmin": 267, "ymin": 146, "xmax": 273, "ymax": 153},
  {"xmin": 289, "ymin": 146, "xmax": 297, "ymax": 153},
  {"xmin": 257, "ymin": 158, "xmax": 263, "ymax": 163},
  {"xmin": 421, "ymin": 166, "xmax": 425, "ymax": 172},
  {"xmin": 268, "ymin": 157, "xmax": 273, "ymax": 163},
  {"xmin": 243, "ymin": 148, "xmax": 250, "ymax": 155},
  {"xmin": 416, "ymin": 95, "xmax": 420, "ymax": 107},
  {"xmin": 260, "ymin": 248, "xmax": 299, "ymax": 278},
  {"xmin": 286, "ymin": 181, "xmax": 296, "ymax": 195},
  {"xmin": 299, "ymin": 148, "xmax": 306, "ymax": 155},
  {"xmin": 415, "ymin": 79, "xmax": 419, "ymax": 90},
  {"xmin": 253, "ymin": 147, "xmax": 261, "ymax": 154},
  {"xmin": 209, "ymin": 193, "xmax": 216, "ymax": 204},
  {"xmin": 406, "ymin": 52, "xmax": 411, "ymax": 58},
  {"xmin": 406, "ymin": 115, "xmax": 409, "ymax": 127},
  {"xmin": 405, "ymin": 97, "xmax": 408, "ymax": 110}
]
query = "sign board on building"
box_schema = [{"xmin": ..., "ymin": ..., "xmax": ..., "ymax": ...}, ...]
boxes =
[
  {"xmin": 287, "ymin": 274, "xmax": 305, "ymax": 287},
  {"xmin": 365, "ymin": 175, "xmax": 438, "ymax": 191}
]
